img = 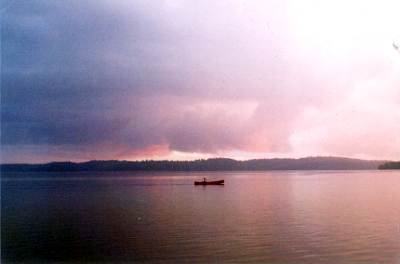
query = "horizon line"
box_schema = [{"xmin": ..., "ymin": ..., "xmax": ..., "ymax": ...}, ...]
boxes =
[{"xmin": 1, "ymin": 155, "xmax": 394, "ymax": 166}]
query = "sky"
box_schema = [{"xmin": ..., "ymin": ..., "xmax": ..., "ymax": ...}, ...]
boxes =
[{"xmin": 1, "ymin": 0, "xmax": 400, "ymax": 163}]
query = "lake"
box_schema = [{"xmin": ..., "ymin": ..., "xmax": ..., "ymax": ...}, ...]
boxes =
[{"xmin": 2, "ymin": 170, "xmax": 400, "ymax": 263}]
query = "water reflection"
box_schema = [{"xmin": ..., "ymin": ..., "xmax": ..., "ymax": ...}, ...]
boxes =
[{"xmin": 2, "ymin": 171, "xmax": 400, "ymax": 263}]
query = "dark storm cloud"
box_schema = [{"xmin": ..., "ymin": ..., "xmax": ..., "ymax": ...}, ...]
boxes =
[
  {"xmin": 3, "ymin": 0, "xmax": 398, "ymax": 162},
  {"xmin": 0, "ymin": 0, "xmax": 341, "ymax": 161},
  {"xmin": 1, "ymin": 1, "xmax": 177, "ymax": 150},
  {"xmin": 2, "ymin": 0, "xmax": 261, "ymax": 158}
]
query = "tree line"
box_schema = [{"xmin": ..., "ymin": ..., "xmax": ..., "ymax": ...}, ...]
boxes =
[{"xmin": 1, "ymin": 157, "xmax": 386, "ymax": 172}]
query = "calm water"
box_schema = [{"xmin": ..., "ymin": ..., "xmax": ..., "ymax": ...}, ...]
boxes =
[{"xmin": 2, "ymin": 170, "xmax": 400, "ymax": 263}]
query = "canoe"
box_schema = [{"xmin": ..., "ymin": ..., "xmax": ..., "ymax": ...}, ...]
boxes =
[{"xmin": 194, "ymin": 180, "xmax": 224, "ymax": 185}]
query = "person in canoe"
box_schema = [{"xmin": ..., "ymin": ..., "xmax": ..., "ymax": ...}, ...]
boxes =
[{"xmin": 194, "ymin": 178, "xmax": 224, "ymax": 185}]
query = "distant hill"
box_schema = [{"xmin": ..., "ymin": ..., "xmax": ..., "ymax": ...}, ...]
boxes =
[
  {"xmin": 1, "ymin": 157, "xmax": 386, "ymax": 172},
  {"xmin": 378, "ymin": 161, "xmax": 400, "ymax": 169}
]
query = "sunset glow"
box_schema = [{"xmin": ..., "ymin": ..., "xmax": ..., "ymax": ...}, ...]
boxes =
[{"xmin": 2, "ymin": 0, "xmax": 400, "ymax": 163}]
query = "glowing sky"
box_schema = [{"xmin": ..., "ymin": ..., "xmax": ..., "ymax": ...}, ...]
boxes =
[{"xmin": 2, "ymin": 0, "xmax": 400, "ymax": 163}]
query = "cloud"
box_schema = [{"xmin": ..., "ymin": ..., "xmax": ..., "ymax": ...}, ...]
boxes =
[
  {"xmin": 2, "ymin": 0, "xmax": 400, "ymax": 162},
  {"xmin": 291, "ymin": 63, "xmax": 400, "ymax": 159}
]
